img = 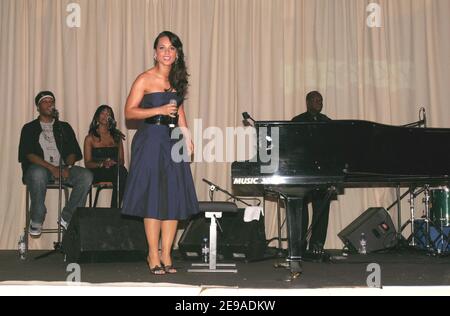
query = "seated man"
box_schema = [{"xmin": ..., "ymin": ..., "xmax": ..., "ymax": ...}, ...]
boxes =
[
  {"xmin": 19, "ymin": 91, "xmax": 93, "ymax": 237},
  {"xmin": 292, "ymin": 91, "xmax": 332, "ymax": 257}
]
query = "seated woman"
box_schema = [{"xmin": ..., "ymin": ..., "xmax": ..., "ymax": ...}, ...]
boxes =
[{"xmin": 84, "ymin": 105, "xmax": 128, "ymax": 208}]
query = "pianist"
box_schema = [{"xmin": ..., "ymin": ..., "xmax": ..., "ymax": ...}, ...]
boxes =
[
  {"xmin": 292, "ymin": 91, "xmax": 332, "ymax": 256},
  {"xmin": 292, "ymin": 91, "xmax": 331, "ymax": 123}
]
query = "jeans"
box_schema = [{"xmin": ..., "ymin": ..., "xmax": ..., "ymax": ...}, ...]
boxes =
[{"xmin": 24, "ymin": 164, "xmax": 93, "ymax": 227}]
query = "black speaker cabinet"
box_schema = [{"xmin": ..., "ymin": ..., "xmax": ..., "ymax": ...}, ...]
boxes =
[
  {"xmin": 62, "ymin": 208, "xmax": 148, "ymax": 263},
  {"xmin": 338, "ymin": 207, "xmax": 397, "ymax": 253},
  {"xmin": 178, "ymin": 209, "xmax": 267, "ymax": 262}
]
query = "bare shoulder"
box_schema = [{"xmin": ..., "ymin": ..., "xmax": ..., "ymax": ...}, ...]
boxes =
[
  {"xmin": 85, "ymin": 134, "xmax": 101, "ymax": 145},
  {"xmin": 133, "ymin": 72, "xmax": 148, "ymax": 87},
  {"xmin": 131, "ymin": 69, "xmax": 158, "ymax": 92},
  {"xmin": 84, "ymin": 134, "xmax": 94, "ymax": 144},
  {"xmin": 138, "ymin": 68, "xmax": 157, "ymax": 83}
]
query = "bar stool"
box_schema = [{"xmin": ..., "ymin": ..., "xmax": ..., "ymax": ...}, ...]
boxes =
[
  {"xmin": 188, "ymin": 201, "xmax": 238, "ymax": 273},
  {"xmin": 23, "ymin": 183, "xmax": 70, "ymax": 254},
  {"xmin": 89, "ymin": 182, "xmax": 114, "ymax": 207}
]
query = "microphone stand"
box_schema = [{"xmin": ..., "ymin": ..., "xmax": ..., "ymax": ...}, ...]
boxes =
[
  {"xmin": 202, "ymin": 179, "xmax": 255, "ymax": 248},
  {"xmin": 110, "ymin": 119, "xmax": 121, "ymax": 209},
  {"xmin": 202, "ymin": 178, "xmax": 251, "ymax": 206},
  {"xmin": 392, "ymin": 107, "xmax": 427, "ymax": 249},
  {"xmin": 402, "ymin": 107, "xmax": 427, "ymax": 128},
  {"xmin": 115, "ymin": 131, "xmax": 121, "ymax": 209},
  {"xmin": 117, "ymin": 149, "xmax": 120, "ymax": 209},
  {"xmin": 402, "ymin": 120, "xmax": 426, "ymax": 128},
  {"xmin": 35, "ymin": 110, "xmax": 65, "ymax": 260}
]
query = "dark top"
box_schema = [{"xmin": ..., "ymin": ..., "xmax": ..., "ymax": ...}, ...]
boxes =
[
  {"xmin": 91, "ymin": 147, "xmax": 119, "ymax": 162},
  {"xmin": 90, "ymin": 147, "xmax": 123, "ymax": 185},
  {"xmin": 291, "ymin": 112, "xmax": 332, "ymax": 123},
  {"xmin": 18, "ymin": 118, "xmax": 82, "ymax": 179}
]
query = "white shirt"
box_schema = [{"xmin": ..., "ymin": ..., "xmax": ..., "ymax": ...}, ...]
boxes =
[{"xmin": 39, "ymin": 121, "xmax": 61, "ymax": 166}]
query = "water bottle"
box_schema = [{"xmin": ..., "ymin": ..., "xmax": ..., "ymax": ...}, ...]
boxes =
[
  {"xmin": 201, "ymin": 237, "xmax": 209, "ymax": 263},
  {"xmin": 359, "ymin": 233, "xmax": 367, "ymax": 255},
  {"xmin": 18, "ymin": 235, "xmax": 26, "ymax": 261}
]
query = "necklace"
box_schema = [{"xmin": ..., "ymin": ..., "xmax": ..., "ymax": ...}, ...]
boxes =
[{"xmin": 41, "ymin": 121, "xmax": 55, "ymax": 143}]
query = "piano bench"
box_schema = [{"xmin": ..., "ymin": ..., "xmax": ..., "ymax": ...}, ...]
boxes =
[{"xmin": 188, "ymin": 201, "xmax": 238, "ymax": 273}]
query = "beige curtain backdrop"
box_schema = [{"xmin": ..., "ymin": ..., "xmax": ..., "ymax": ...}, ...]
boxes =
[{"xmin": 1, "ymin": 0, "xmax": 449, "ymax": 250}]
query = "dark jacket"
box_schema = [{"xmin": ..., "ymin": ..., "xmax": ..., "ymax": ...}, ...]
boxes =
[
  {"xmin": 18, "ymin": 118, "xmax": 82, "ymax": 179},
  {"xmin": 291, "ymin": 112, "xmax": 332, "ymax": 123}
]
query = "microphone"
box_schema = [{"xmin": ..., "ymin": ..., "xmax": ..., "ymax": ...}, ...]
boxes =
[
  {"xmin": 169, "ymin": 99, "xmax": 178, "ymax": 128},
  {"xmin": 242, "ymin": 112, "xmax": 256, "ymax": 125},
  {"xmin": 107, "ymin": 116, "xmax": 117, "ymax": 129},
  {"xmin": 421, "ymin": 108, "xmax": 427, "ymax": 128},
  {"xmin": 169, "ymin": 99, "xmax": 178, "ymax": 107},
  {"xmin": 50, "ymin": 105, "xmax": 59, "ymax": 119}
]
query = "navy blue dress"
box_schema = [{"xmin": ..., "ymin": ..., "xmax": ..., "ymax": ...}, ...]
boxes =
[{"xmin": 122, "ymin": 92, "xmax": 199, "ymax": 220}]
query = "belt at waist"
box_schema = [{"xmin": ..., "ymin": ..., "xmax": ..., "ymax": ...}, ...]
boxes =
[{"xmin": 145, "ymin": 115, "xmax": 177, "ymax": 126}]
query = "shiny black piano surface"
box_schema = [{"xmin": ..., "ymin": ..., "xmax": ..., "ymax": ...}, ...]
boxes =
[
  {"xmin": 231, "ymin": 120, "xmax": 450, "ymax": 274},
  {"xmin": 233, "ymin": 120, "xmax": 450, "ymax": 195}
]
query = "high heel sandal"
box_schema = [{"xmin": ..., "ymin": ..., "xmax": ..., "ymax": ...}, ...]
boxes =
[
  {"xmin": 149, "ymin": 265, "xmax": 166, "ymax": 275},
  {"xmin": 147, "ymin": 258, "xmax": 166, "ymax": 275},
  {"xmin": 161, "ymin": 263, "xmax": 177, "ymax": 274}
]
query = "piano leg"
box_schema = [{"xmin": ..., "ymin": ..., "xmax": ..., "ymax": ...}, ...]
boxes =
[{"xmin": 285, "ymin": 196, "xmax": 308, "ymax": 277}]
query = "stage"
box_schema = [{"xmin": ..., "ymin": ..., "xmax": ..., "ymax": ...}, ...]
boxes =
[{"xmin": 1, "ymin": 249, "xmax": 449, "ymax": 296}]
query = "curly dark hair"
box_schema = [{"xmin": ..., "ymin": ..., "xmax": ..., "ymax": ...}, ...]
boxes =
[
  {"xmin": 88, "ymin": 105, "xmax": 125, "ymax": 144},
  {"xmin": 153, "ymin": 31, "xmax": 189, "ymax": 99}
]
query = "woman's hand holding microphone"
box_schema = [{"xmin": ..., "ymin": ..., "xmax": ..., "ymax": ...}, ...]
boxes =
[{"xmin": 160, "ymin": 101, "xmax": 178, "ymax": 118}]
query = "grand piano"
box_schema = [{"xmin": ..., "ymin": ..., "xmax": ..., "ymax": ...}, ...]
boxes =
[{"xmin": 232, "ymin": 120, "xmax": 450, "ymax": 275}]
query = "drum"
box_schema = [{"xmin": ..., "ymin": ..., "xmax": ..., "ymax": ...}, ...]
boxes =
[{"xmin": 430, "ymin": 187, "xmax": 450, "ymax": 227}]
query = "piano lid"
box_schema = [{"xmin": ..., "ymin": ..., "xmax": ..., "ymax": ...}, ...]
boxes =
[{"xmin": 232, "ymin": 120, "xmax": 450, "ymax": 194}]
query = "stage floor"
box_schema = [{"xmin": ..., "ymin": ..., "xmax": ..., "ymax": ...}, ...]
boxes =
[{"xmin": 1, "ymin": 249, "xmax": 449, "ymax": 290}]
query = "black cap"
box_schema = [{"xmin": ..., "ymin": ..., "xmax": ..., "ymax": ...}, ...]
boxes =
[{"xmin": 35, "ymin": 91, "xmax": 55, "ymax": 106}]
